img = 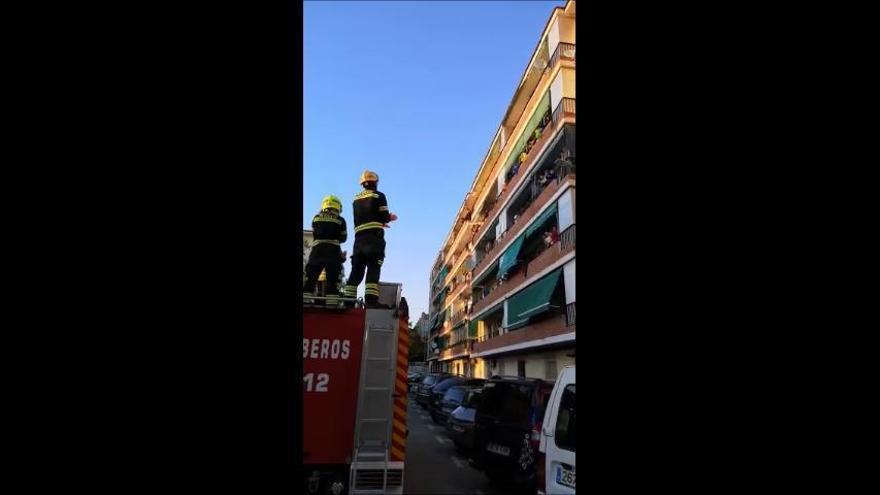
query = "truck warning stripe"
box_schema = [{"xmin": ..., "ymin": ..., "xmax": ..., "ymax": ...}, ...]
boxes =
[
  {"xmin": 391, "ymin": 316, "xmax": 409, "ymax": 463},
  {"xmin": 393, "ymin": 431, "xmax": 406, "ymax": 446},
  {"xmin": 391, "ymin": 446, "xmax": 405, "ymax": 460},
  {"xmin": 393, "ymin": 420, "xmax": 406, "ymax": 436}
]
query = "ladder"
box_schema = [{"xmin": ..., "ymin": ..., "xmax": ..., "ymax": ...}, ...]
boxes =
[{"xmin": 350, "ymin": 309, "xmax": 400, "ymax": 494}]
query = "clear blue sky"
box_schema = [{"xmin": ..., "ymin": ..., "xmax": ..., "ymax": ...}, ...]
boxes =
[{"xmin": 304, "ymin": 0, "xmax": 566, "ymax": 320}]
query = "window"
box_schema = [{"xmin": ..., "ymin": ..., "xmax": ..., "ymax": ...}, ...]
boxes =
[
  {"xmin": 545, "ymin": 360, "xmax": 557, "ymax": 380},
  {"xmin": 517, "ymin": 360, "xmax": 526, "ymax": 377},
  {"xmin": 554, "ymin": 384, "xmax": 576, "ymax": 452}
]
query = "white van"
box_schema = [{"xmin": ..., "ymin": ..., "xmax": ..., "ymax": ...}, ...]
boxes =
[{"xmin": 538, "ymin": 365, "xmax": 576, "ymax": 495}]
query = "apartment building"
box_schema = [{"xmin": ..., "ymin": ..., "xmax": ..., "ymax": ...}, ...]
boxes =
[
  {"xmin": 303, "ymin": 229, "xmax": 313, "ymax": 281},
  {"xmin": 426, "ymin": 0, "xmax": 576, "ymax": 380}
]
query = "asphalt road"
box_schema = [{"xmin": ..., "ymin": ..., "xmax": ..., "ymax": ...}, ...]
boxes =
[{"xmin": 403, "ymin": 396, "xmax": 509, "ymax": 495}]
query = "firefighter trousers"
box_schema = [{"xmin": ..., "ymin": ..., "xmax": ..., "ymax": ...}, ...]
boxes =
[
  {"xmin": 303, "ymin": 261, "xmax": 342, "ymax": 303},
  {"xmin": 344, "ymin": 232, "xmax": 385, "ymax": 304}
]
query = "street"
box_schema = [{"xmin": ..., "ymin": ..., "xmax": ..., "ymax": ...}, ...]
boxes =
[{"xmin": 404, "ymin": 397, "xmax": 508, "ymax": 495}]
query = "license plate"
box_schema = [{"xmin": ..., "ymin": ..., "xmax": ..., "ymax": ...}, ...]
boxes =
[
  {"xmin": 486, "ymin": 443, "xmax": 510, "ymax": 457},
  {"xmin": 452, "ymin": 425, "xmax": 464, "ymax": 432},
  {"xmin": 556, "ymin": 466, "xmax": 576, "ymax": 489}
]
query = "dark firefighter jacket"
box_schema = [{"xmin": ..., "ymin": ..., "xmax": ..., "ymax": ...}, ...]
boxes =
[
  {"xmin": 309, "ymin": 210, "xmax": 347, "ymax": 262},
  {"xmin": 352, "ymin": 189, "xmax": 391, "ymax": 235}
]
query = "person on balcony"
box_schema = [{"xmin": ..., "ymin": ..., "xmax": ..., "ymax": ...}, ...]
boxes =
[
  {"xmin": 344, "ymin": 170, "xmax": 398, "ymax": 308},
  {"xmin": 303, "ymin": 195, "xmax": 347, "ymax": 306}
]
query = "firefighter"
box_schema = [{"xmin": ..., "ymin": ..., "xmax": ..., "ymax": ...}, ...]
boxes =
[
  {"xmin": 343, "ymin": 170, "xmax": 397, "ymax": 308},
  {"xmin": 303, "ymin": 195, "xmax": 347, "ymax": 306}
]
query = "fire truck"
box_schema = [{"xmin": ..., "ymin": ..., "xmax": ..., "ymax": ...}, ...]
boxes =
[{"xmin": 303, "ymin": 283, "xmax": 408, "ymax": 495}]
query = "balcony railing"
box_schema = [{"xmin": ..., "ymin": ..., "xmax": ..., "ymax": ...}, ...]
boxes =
[
  {"xmin": 565, "ymin": 302, "xmax": 576, "ymax": 327},
  {"xmin": 439, "ymin": 340, "xmax": 472, "ymax": 360},
  {"xmin": 560, "ymin": 223, "xmax": 576, "ymax": 252},
  {"xmin": 551, "ymin": 97, "xmax": 576, "ymax": 128},
  {"xmin": 546, "ymin": 42, "xmax": 576, "ymax": 75},
  {"xmin": 471, "ymin": 162, "xmax": 576, "ymax": 280},
  {"xmin": 472, "ymin": 117, "xmax": 556, "ymax": 248},
  {"xmin": 471, "ymin": 221, "xmax": 576, "ymax": 317},
  {"xmin": 472, "ymin": 313, "xmax": 572, "ymax": 356}
]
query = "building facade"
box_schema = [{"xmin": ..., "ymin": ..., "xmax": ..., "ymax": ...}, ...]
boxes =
[
  {"xmin": 426, "ymin": 0, "xmax": 576, "ymax": 380},
  {"xmin": 303, "ymin": 229, "xmax": 314, "ymax": 282}
]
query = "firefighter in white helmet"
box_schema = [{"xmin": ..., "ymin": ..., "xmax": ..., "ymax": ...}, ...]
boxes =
[{"xmin": 343, "ymin": 170, "xmax": 397, "ymax": 308}]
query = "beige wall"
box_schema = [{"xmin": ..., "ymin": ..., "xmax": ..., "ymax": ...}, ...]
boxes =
[
  {"xmin": 558, "ymin": 16, "xmax": 575, "ymax": 45},
  {"xmin": 481, "ymin": 349, "xmax": 575, "ymax": 381},
  {"xmin": 562, "ymin": 66, "xmax": 576, "ymax": 100}
]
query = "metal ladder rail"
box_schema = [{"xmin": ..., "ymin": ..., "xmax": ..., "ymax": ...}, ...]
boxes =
[{"xmin": 350, "ymin": 312, "xmax": 398, "ymax": 494}]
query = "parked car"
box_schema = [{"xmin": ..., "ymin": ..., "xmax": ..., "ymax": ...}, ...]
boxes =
[
  {"xmin": 538, "ymin": 366, "xmax": 575, "ymax": 495},
  {"xmin": 414, "ymin": 373, "xmax": 451, "ymax": 406},
  {"xmin": 471, "ymin": 376, "xmax": 554, "ymax": 491},
  {"xmin": 429, "ymin": 377, "xmax": 485, "ymax": 423},
  {"xmin": 446, "ymin": 387, "xmax": 482, "ymax": 452},
  {"xmin": 407, "ymin": 372, "xmax": 425, "ymax": 392},
  {"xmin": 434, "ymin": 385, "xmax": 470, "ymax": 427}
]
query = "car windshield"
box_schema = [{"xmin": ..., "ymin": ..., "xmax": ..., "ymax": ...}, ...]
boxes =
[
  {"xmin": 479, "ymin": 382, "xmax": 533, "ymax": 425},
  {"xmin": 434, "ymin": 378, "xmax": 463, "ymax": 393},
  {"xmin": 444, "ymin": 387, "xmax": 466, "ymax": 403},
  {"xmin": 422, "ymin": 375, "xmax": 438, "ymax": 385}
]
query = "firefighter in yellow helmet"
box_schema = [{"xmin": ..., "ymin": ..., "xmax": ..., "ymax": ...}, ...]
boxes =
[
  {"xmin": 303, "ymin": 195, "xmax": 347, "ymax": 306},
  {"xmin": 343, "ymin": 170, "xmax": 397, "ymax": 308}
]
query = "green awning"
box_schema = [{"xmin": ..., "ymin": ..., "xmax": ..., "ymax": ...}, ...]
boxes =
[
  {"xmin": 506, "ymin": 268, "xmax": 562, "ymax": 330},
  {"xmin": 435, "ymin": 309, "xmax": 447, "ymax": 329},
  {"xmin": 433, "ymin": 265, "xmax": 449, "ymax": 288},
  {"xmin": 468, "ymin": 320, "xmax": 478, "ymax": 338},
  {"xmin": 504, "ymin": 91, "xmax": 552, "ymax": 173},
  {"xmin": 432, "ymin": 286, "xmax": 447, "ymax": 305},
  {"xmin": 498, "ymin": 235, "xmax": 526, "ymax": 279},
  {"xmin": 525, "ymin": 203, "xmax": 558, "ymax": 238}
]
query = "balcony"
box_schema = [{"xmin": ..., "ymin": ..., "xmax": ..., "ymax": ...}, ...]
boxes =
[
  {"xmin": 565, "ymin": 301, "xmax": 576, "ymax": 327},
  {"xmin": 439, "ymin": 340, "xmax": 472, "ymax": 361},
  {"xmin": 472, "ymin": 124, "xmax": 554, "ymax": 246},
  {"xmin": 471, "ymin": 222, "xmax": 576, "ymax": 317},
  {"xmin": 471, "ymin": 164, "xmax": 576, "ymax": 280},
  {"xmin": 551, "ymin": 97, "xmax": 576, "ymax": 128},
  {"xmin": 472, "ymin": 313, "xmax": 573, "ymax": 357},
  {"xmin": 545, "ymin": 42, "xmax": 576, "ymax": 76}
]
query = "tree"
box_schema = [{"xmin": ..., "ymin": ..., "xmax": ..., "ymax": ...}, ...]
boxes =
[{"xmin": 408, "ymin": 323, "xmax": 425, "ymax": 363}]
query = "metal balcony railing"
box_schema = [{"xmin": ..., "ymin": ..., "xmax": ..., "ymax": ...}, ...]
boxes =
[
  {"xmin": 471, "ymin": 160, "xmax": 576, "ymax": 280},
  {"xmin": 560, "ymin": 224, "xmax": 576, "ymax": 252},
  {"xmin": 551, "ymin": 97, "xmax": 576, "ymax": 128},
  {"xmin": 546, "ymin": 42, "xmax": 576, "ymax": 74},
  {"xmin": 565, "ymin": 302, "xmax": 576, "ymax": 327}
]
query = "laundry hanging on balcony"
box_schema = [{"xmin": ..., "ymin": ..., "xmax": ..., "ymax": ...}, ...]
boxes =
[
  {"xmin": 505, "ymin": 268, "xmax": 563, "ymax": 330},
  {"xmin": 497, "ymin": 234, "xmax": 526, "ymax": 279}
]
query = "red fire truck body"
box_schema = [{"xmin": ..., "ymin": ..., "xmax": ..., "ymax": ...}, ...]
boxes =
[{"xmin": 303, "ymin": 300, "xmax": 408, "ymax": 495}]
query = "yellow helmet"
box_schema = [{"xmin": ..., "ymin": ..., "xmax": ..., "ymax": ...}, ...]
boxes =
[
  {"xmin": 359, "ymin": 170, "xmax": 379, "ymax": 185},
  {"xmin": 321, "ymin": 195, "xmax": 342, "ymax": 212}
]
